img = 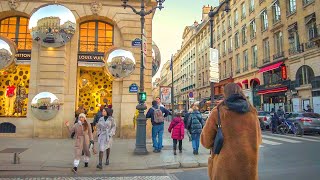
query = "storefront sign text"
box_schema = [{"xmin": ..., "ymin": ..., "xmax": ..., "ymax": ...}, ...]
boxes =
[
  {"xmin": 78, "ymin": 53, "xmax": 104, "ymax": 62},
  {"xmin": 281, "ymin": 65, "xmax": 287, "ymax": 80},
  {"xmin": 15, "ymin": 51, "xmax": 31, "ymax": 61}
]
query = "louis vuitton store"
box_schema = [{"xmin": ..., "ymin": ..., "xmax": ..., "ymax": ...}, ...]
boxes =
[{"xmin": 0, "ymin": 0, "xmax": 156, "ymax": 138}]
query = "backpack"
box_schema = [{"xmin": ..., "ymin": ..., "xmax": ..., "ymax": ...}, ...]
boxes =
[{"xmin": 152, "ymin": 107, "xmax": 165, "ymax": 123}]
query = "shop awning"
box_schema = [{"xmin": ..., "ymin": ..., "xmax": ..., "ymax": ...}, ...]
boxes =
[
  {"xmin": 236, "ymin": 82, "xmax": 243, "ymax": 88},
  {"xmin": 242, "ymin": 79, "xmax": 248, "ymax": 84},
  {"xmin": 259, "ymin": 62, "xmax": 283, "ymax": 73},
  {"xmin": 250, "ymin": 78, "xmax": 261, "ymax": 86},
  {"xmin": 257, "ymin": 87, "xmax": 288, "ymax": 95}
]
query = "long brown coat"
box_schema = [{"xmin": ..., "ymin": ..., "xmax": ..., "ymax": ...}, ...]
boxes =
[
  {"xmin": 201, "ymin": 105, "xmax": 262, "ymax": 180},
  {"xmin": 68, "ymin": 122, "xmax": 93, "ymax": 159}
]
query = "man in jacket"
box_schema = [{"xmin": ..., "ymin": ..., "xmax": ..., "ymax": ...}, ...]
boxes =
[
  {"xmin": 187, "ymin": 106, "xmax": 205, "ymax": 155},
  {"xmin": 146, "ymin": 100, "xmax": 170, "ymax": 153}
]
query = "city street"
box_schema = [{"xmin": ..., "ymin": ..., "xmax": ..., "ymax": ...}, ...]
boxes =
[{"xmin": 1, "ymin": 131, "xmax": 320, "ymax": 180}]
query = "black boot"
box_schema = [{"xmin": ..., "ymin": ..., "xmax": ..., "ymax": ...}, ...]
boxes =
[
  {"xmin": 84, "ymin": 162, "xmax": 88, "ymax": 167},
  {"xmin": 173, "ymin": 150, "xmax": 177, "ymax": 155},
  {"xmin": 96, "ymin": 151, "xmax": 103, "ymax": 169},
  {"xmin": 179, "ymin": 149, "xmax": 182, "ymax": 153},
  {"xmin": 72, "ymin": 167, "xmax": 77, "ymax": 173},
  {"xmin": 105, "ymin": 148, "xmax": 110, "ymax": 165}
]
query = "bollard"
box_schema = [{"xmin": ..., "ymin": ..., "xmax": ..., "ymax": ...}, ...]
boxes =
[{"xmin": 13, "ymin": 153, "xmax": 20, "ymax": 164}]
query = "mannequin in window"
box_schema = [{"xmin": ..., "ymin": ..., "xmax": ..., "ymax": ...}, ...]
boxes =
[
  {"xmin": 14, "ymin": 82, "xmax": 27, "ymax": 116},
  {"xmin": 5, "ymin": 80, "xmax": 16, "ymax": 116}
]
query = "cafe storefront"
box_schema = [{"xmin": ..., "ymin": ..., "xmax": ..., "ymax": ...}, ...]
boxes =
[{"xmin": 0, "ymin": 0, "xmax": 156, "ymax": 138}]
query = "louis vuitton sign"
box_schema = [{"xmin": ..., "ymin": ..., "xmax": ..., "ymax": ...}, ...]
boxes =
[
  {"xmin": 15, "ymin": 50, "xmax": 31, "ymax": 61},
  {"xmin": 78, "ymin": 53, "xmax": 104, "ymax": 62}
]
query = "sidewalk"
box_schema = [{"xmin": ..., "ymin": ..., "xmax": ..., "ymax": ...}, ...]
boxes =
[{"xmin": 0, "ymin": 122, "xmax": 209, "ymax": 172}]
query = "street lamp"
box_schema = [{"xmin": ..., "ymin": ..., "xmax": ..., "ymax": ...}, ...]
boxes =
[
  {"xmin": 209, "ymin": 0, "xmax": 230, "ymax": 109},
  {"xmin": 121, "ymin": 0, "xmax": 165, "ymax": 155}
]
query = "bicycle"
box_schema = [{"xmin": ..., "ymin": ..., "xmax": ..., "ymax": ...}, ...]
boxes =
[{"xmin": 277, "ymin": 119, "xmax": 304, "ymax": 137}]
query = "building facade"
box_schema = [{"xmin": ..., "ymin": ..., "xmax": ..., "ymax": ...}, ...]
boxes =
[
  {"xmin": 213, "ymin": 0, "xmax": 320, "ymax": 112},
  {"xmin": 0, "ymin": 0, "xmax": 157, "ymax": 138}
]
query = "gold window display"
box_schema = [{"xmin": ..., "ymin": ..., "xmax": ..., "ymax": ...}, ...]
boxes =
[
  {"xmin": 79, "ymin": 21, "xmax": 113, "ymax": 53},
  {"xmin": 0, "ymin": 16, "xmax": 32, "ymax": 50}
]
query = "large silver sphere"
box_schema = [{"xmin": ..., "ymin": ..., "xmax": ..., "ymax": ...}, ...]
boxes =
[
  {"xmin": 31, "ymin": 92, "xmax": 60, "ymax": 121},
  {"xmin": 0, "ymin": 36, "xmax": 16, "ymax": 72},
  {"xmin": 105, "ymin": 49, "xmax": 136, "ymax": 79},
  {"xmin": 29, "ymin": 4, "xmax": 76, "ymax": 48},
  {"xmin": 152, "ymin": 41, "xmax": 161, "ymax": 77}
]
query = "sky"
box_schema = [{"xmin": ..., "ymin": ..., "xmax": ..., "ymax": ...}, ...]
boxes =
[
  {"xmin": 0, "ymin": 40, "xmax": 12, "ymax": 54},
  {"xmin": 28, "ymin": 5, "xmax": 76, "ymax": 29},
  {"xmin": 152, "ymin": 0, "xmax": 219, "ymax": 81}
]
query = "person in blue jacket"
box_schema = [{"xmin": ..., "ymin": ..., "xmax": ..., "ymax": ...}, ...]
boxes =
[{"xmin": 146, "ymin": 100, "xmax": 170, "ymax": 153}]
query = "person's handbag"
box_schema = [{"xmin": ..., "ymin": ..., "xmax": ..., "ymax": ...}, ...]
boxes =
[{"xmin": 212, "ymin": 107, "xmax": 223, "ymax": 154}]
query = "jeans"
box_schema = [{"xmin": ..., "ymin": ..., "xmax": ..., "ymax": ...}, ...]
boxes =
[
  {"xmin": 191, "ymin": 133, "xmax": 200, "ymax": 151},
  {"xmin": 152, "ymin": 124, "xmax": 164, "ymax": 150},
  {"xmin": 173, "ymin": 139, "xmax": 182, "ymax": 151}
]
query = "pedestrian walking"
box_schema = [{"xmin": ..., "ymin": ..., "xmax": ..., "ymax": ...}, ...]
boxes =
[
  {"xmin": 168, "ymin": 111, "xmax": 185, "ymax": 155},
  {"xmin": 270, "ymin": 108, "xmax": 279, "ymax": 133},
  {"xmin": 187, "ymin": 105, "xmax": 204, "ymax": 155},
  {"xmin": 183, "ymin": 108, "xmax": 193, "ymax": 128},
  {"xmin": 93, "ymin": 106, "xmax": 104, "ymax": 127},
  {"xmin": 65, "ymin": 113, "xmax": 95, "ymax": 173},
  {"xmin": 146, "ymin": 100, "xmax": 170, "ymax": 153},
  {"xmin": 96, "ymin": 108, "xmax": 116, "ymax": 169},
  {"xmin": 201, "ymin": 83, "xmax": 262, "ymax": 180}
]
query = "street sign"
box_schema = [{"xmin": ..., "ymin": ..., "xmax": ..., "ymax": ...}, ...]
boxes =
[
  {"xmin": 210, "ymin": 48, "xmax": 219, "ymax": 63},
  {"xmin": 142, "ymin": 32, "xmax": 147, "ymax": 68},
  {"xmin": 132, "ymin": 38, "xmax": 142, "ymax": 47},
  {"xmin": 189, "ymin": 98, "xmax": 194, "ymax": 102},
  {"xmin": 129, "ymin": 83, "xmax": 139, "ymax": 93},
  {"xmin": 209, "ymin": 48, "xmax": 219, "ymax": 83},
  {"xmin": 189, "ymin": 92, "xmax": 194, "ymax": 98}
]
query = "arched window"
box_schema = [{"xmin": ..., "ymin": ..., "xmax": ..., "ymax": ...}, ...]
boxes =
[
  {"xmin": 0, "ymin": 16, "xmax": 32, "ymax": 50},
  {"xmin": 79, "ymin": 21, "xmax": 113, "ymax": 53},
  {"xmin": 296, "ymin": 65, "xmax": 314, "ymax": 86}
]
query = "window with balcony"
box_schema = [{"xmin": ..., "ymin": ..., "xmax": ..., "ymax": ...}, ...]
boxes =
[
  {"xmin": 263, "ymin": 38, "xmax": 270, "ymax": 63},
  {"xmin": 224, "ymin": 61, "xmax": 227, "ymax": 78},
  {"xmin": 296, "ymin": 65, "xmax": 314, "ymax": 86},
  {"xmin": 287, "ymin": 0, "xmax": 296, "ymax": 16},
  {"xmin": 217, "ymin": 25, "xmax": 220, "ymax": 39},
  {"xmin": 305, "ymin": 13, "xmax": 318, "ymax": 40},
  {"xmin": 274, "ymin": 31, "xmax": 283, "ymax": 59},
  {"xmin": 261, "ymin": 10, "xmax": 268, "ymax": 31},
  {"xmin": 250, "ymin": 0, "xmax": 255, "ymax": 13},
  {"xmin": 228, "ymin": 16, "xmax": 232, "ymax": 30},
  {"xmin": 235, "ymin": 32, "xmax": 240, "ymax": 49},
  {"xmin": 263, "ymin": 68, "xmax": 282, "ymax": 85},
  {"xmin": 288, "ymin": 23, "xmax": 302, "ymax": 55},
  {"xmin": 222, "ymin": 21, "xmax": 226, "ymax": 36},
  {"xmin": 273, "ymin": 0, "xmax": 281, "ymax": 24},
  {"xmin": 241, "ymin": 3, "xmax": 246, "ymax": 19},
  {"xmin": 250, "ymin": 19, "xmax": 256, "ymax": 39},
  {"xmin": 236, "ymin": 54, "xmax": 240, "ymax": 74},
  {"xmin": 303, "ymin": 0, "xmax": 315, "ymax": 6},
  {"xmin": 243, "ymin": 50, "xmax": 248, "ymax": 71},
  {"xmin": 223, "ymin": 40, "xmax": 227, "ymax": 56},
  {"xmin": 218, "ymin": 44, "xmax": 221, "ymax": 57},
  {"xmin": 234, "ymin": 10, "xmax": 239, "ymax": 26},
  {"xmin": 242, "ymin": 25, "xmax": 247, "ymax": 45},
  {"xmin": 252, "ymin": 45, "xmax": 258, "ymax": 68},
  {"xmin": 229, "ymin": 58, "xmax": 233, "ymax": 75}
]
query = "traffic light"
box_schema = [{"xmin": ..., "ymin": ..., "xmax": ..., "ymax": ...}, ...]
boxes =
[{"xmin": 138, "ymin": 92, "xmax": 147, "ymax": 102}]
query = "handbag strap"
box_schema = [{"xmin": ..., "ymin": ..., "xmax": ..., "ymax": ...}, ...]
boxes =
[{"xmin": 217, "ymin": 108, "xmax": 221, "ymax": 128}]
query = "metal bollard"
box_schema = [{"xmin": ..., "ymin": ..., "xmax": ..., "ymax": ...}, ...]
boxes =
[{"xmin": 13, "ymin": 153, "xmax": 20, "ymax": 164}]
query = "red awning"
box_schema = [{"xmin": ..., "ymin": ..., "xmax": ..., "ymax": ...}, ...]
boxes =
[
  {"xmin": 258, "ymin": 87, "xmax": 288, "ymax": 95},
  {"xmin": 242, "ymin": 79, "xmax": 248, "ymax": 84},
  {"xmin": 259, "ymin": 62, "xmax": 283, "ymax": 73},
  {"xmin": 250, "ymin": 78, "xmax": 261, "ymax": 86},
  {"xmin": 236, "ymin": 82, "xmax": 243, "ymax": 88}
]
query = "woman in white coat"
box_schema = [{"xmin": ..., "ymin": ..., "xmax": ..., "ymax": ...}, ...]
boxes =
[{"xmin": 96, "ymin": 108, "xmax": 116, "ymax": 169}]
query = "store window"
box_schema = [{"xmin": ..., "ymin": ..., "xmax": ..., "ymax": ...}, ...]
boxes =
[
  {"xmin": 296, "ymin": 65, "xmax": 314, "ymax": 86},
  {"xmin": 263, "ymin": 69, "xmax": 282, "ymax": 85},
  {"xmin": 0, "ymin": 16, "xmax": 32, "ymax": 50},
  {"xmin": 79, "ymin": 21, "xmax": 113, "ymax": 53}
]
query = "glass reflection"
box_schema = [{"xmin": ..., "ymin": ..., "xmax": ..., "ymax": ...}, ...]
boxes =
[
  {"xmin": 105, "ymin": 49, "xmax": 136, "ymax": 79},
  {"xmin": 0, "ymin": 37, "xmax": 16, "ymax": 71},
  {"xmin": 152, "ymin": 41, "xmax": 161, "ymax": 77},
  {"xmin": 31, "ymin": 92, "xmax": 60, "ymax": 120},
  {"xmin": 29, "ymin": 5, "xmax": 76, "ymax": 48}
]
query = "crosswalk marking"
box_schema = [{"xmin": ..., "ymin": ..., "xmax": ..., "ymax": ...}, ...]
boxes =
[
  {"xmin": 304, "ymin": 135, "xmax": 320, "ymax": 140},
  {"xmin": 262, "ymin": 139, "xmax": 282, "ymax": 145},
  {"xmin": 262, "ymin": 135, "xmax": 301, "ymax": 143},
  {"xmin": 270, "ymin": 134, "xmax": 320, "ymax": 142}
]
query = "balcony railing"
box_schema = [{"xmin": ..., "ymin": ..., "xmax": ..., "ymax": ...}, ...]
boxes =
[
  {"xmin": 228, "ymin": 48, "xmax": 233, "ymax": 53},
  {"xmin": 222, "ymin": 30, "xmax": 226, "ymax": 36},
  {"xmin": 303, "ymin": 0, "xmax": 315, "ymax": 6},
  {"xmin": 241, "ymin": 14, "xmax": 246, "ymax": 20},
  {"xmin": 236, "ymin": 69, "xmax": 241, "ymax": 74},
  {"xmin": 243, "ymin": 66, "xmax": 249, "ymax": 71},
  {"xmin": 217, "ymin": 35, "xmax": 220, "ymax": 40},
  {"xmin": 310, "ymin": 24, "xmax": 320, "ymax": 40},
  {"xmin": 262, "ymin": 56, "xmax": 270, "ymax": 64},
  {"xmin": 251, "ymin": 62, "xmax": 258, "ymax": 68},
  {"xmin": 250, "ymin": 32, "xmax": 256, "ymax": 40},
  {"xmin": 305, "ymin": 41, "xmax": 317, "ymax": 50},
  {"xmin": 273, "ymin": 51, "xmax": 285, "ymax": 60},
  {"xmin": 249, "ymin": 6, "xmax": 255, "ymax": 13},
  {"xmin": 234, "ymin": 21, "xmax": 238, "ymax": 27},
  {"xmin": 223, "ymin": 52, "xmax": 226, "ymax": 57},
  {"xmin": 228, "ymin": 26, "xmax": 232, "ymax": 31},
  {"xmin": 288, "ymin": 44, "xmax": 304, "ymax": 55},
  {"xmin": 286, "ymin": 9, "xmax": 296, "ymax": 17}
]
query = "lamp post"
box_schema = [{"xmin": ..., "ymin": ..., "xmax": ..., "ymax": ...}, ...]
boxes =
[
  {"xmin": 121, "ymin": 0, "xmax": 165, "ymax": 155},
  {"xmin": 208, "ymin": 0, "xmax": 230, "ymax": 109}
]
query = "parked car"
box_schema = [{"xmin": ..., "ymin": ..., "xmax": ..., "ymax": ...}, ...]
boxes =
[
  {"xmin": 258, "ymin": 111, "xmax": 271, "ymax": 130},
  {"xmin": 43, "ymin": 33, "xmax": 55, "ymax": 43},
  {"xmin": 285, "ymin": 112, "xmax": 320, "ymax": 134},
  {"xmin": 202, "ymin": 111, "xmax": 210, "ymax": 121}
]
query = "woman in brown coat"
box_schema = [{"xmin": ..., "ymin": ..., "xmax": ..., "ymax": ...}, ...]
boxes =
[
  {"xmin": 65, "ymin": 113, "xmax": 95, "ymax": 173},
  {"xmin": 201, "ymin": 83, "xmax": 262, "ymax": 180}
]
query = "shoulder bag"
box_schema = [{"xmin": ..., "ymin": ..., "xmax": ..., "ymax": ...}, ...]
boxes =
[{"xmin": 212, "ymin": 107, "xmax": 224, "ymax": 154}]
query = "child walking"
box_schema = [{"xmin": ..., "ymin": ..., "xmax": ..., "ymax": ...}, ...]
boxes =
[{"xmin": 168, "ymin": 111, "xmax": 185, "ymax": 155}]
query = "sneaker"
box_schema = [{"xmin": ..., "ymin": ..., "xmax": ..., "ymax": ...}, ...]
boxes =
[
  {"xmin": 179, "ymin": 150, "xmax": 182, "ymax": 153},
  {"xmin": 193, "ymin": 150, "xmax": 196, "ymax": 155},
  {"xmin": 96, "ymin": 164, "xmax": 102, "ymax": 169},
  {"xmin": 84, "ymin": 162, "xmax": 88, "ymax": 167},
  {"xmin": 105, "ymin": 159, "xmax": 109, "ymax": 166},
  {"xmin": 153, "ymin": 149, "xmax": 158, "ymax": 153},
  {"xmin": 72, "ymin": 167, "xmax": 77, "ymax": 173}
]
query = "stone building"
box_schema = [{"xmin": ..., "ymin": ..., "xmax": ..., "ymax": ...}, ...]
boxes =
[
  {"xmin": 213, "ymin": 0, "xmax": 320, "ymax": 112},
  {"xmin": 0, "ymin": 0, "xmax": 157, "ymax": 138}
]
